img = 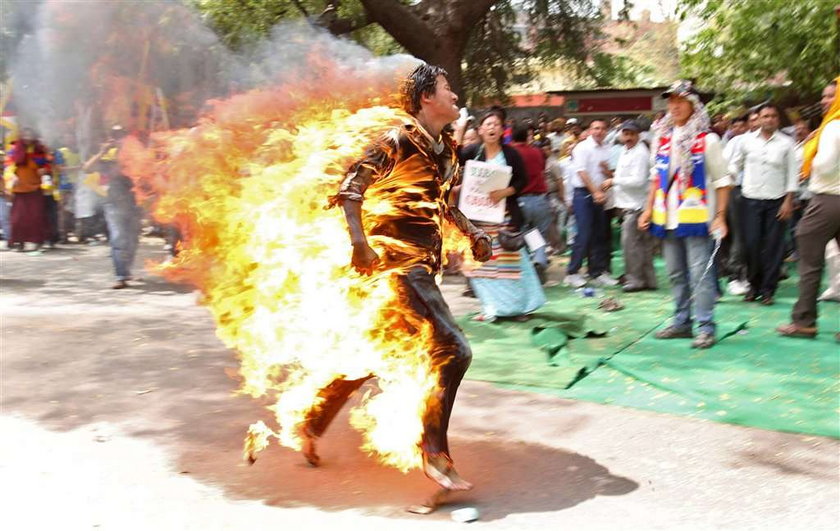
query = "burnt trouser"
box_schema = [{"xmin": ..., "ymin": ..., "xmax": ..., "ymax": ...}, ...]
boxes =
[
  {"xmin": 304, "ymin": 267, "xmax": 472, "ymax": 459},
  {"xmin": 742, "ymin": 196, "xmax": 787, "ymax": 297},
  {"xmin": 791, "ymin": 194, "xmax": 840, "ymax": 328}
]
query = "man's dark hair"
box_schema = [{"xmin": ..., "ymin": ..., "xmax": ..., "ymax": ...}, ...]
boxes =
[
  {"xmin": 400, "ymin": 63, "xmax": 447, "ymax": 115},
  {"xmin": 512, "ymin": 123, "xmax": 530, "ymax": 142},
  {"xmin": 757, "ymin": 102, "xmax": 782, "ymax": 116},
  {"xmin": 478, "ymin": 108, "xmax": 505, "ymax": 126},
  {"xmin": 489, "ymin": 104, "xmax": 507, "ymax": 123},
  {"xmin": 731, "ymin": 115, "xmax": 747, "ymax": 124}
]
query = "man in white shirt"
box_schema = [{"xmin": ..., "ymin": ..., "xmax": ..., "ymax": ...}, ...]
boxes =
[
  {"xmin": 602, "ymin": 120, "xmax": 656, "ymax": 291},
  {"xmin": 639, "ymin": 80, "xmax": 732, "ymax": 349},
  {"xmin": 778, "ymin": 79, "xmax": 840, "ymax": 340},
  {"xmin": 564, "ymin": 119, "xmax": 619, "ymax": 288},
  {"xmin": 729, "ymin": 103, "xmax": 798, "ymax": 304}
]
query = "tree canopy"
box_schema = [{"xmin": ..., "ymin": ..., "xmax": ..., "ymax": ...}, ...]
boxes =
[
  {"xmin": 679, "ymin": 0, "xmax": 839, "ymax": 109},
  {"xmin": 193, "ymin": 0, "xmax": 639, "ymax": 104}
]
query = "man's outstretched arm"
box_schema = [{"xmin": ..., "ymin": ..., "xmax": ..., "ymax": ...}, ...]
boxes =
[{"xmin": 445, "ymin": 206, "xmax": 492, "ymax": 262}]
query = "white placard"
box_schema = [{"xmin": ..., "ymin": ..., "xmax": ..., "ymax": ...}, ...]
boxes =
[
  {"xmin": 524, "ymin": 228, "xmax": 546, "ymax": 251},
  {"xmin": 458, "ymin": 159, "xmax": 513, "ymax": 224}
]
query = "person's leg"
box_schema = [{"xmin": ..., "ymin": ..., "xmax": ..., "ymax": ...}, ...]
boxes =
[
  {"xmin": 58, "ymin": 191, "xmax": 74, "ymax": 242},
  {"xmin": 641, "ymin": 225, "xmax": 658, "ymax": 289},
  {"xmin": 124, "ymin": 207, "xmax": 142, "ymax": 277},
  {"xmin": 588, "ymin": 202, "xmax": 610, "ymax": 278},
  {"xmin": 791, "ymin": 195, "xmax": 840, "ymax": 328},
  {"xmin": 403, "ymin": 269, "xmax": 472, "ymax": 490},
  {"xmin": 662, "ymin": 232, "xmax": 692, "ymax": 331},
  {"xmin": 741, "ymin": 197, "xmax": 762, "ymax": 297},
  {"xmin": 517, "ymin": 195, "xmax": 549, "ymax": 267},
  {"xmin": 725, "ymin": 186, "xmax": 745, "ymax": 279},
  {"xmin": 0, "ymin": 197, "xmax": 11, "ymax": 243},
  {"xmin": 685, "ymin": 236, "xmax": 717, "ymax": 337},
  {"xmin": 304, "ymin": 377, "xmax": 372, "ymax": 438},
  {"xmin": 621, "ymin": 210, "xmax": 643, "ymax": 287},
  {"xmin": 103, "ymin": 203, "xmax": 130, "ymax": 281},
  {"xmin": 567, "ymin": 189, "xmax": 593, "ymax": 275},
  {"xmin": 300, "ymin": 375, "xmax": 373, "ymax": 466},
  {"xmin": 760, "ymin": 198, "xmax": 787, "ymax": 299}
]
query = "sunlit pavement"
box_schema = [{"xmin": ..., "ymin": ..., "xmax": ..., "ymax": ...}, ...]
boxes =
[{"xmin": 1, "ymin": 240, "xmax": 838, "ymax": 530}]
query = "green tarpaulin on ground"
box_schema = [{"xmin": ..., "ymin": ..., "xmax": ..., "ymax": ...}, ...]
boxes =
[{"xmin": 460, "ymin": 261, "xmax": 840, "ymax": 438}]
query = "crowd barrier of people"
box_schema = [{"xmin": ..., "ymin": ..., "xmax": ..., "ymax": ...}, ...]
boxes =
[{"xmin": 2, "ymin": 77, "xmax": 838, "ymax": 345}]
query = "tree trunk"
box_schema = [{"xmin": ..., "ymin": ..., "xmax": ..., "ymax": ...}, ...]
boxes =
[{"xmin": 358, "ymin": 0, "xmax": 497, "ymax": 101}]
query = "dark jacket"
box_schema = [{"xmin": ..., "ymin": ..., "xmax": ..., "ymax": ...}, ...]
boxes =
[{"xmin": 459, "ymin": 142, "xmax": 527, "ymax": 229}]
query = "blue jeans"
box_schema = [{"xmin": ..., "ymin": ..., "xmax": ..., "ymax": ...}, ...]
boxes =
[
  {"xmin": 103, "ymin": 201, "xmax": 141, "ymax": 280},
  {"xmin": 517, "ymin": 194, "xmax": 552, "ymax": 267},
  {"xmin": 0, "ymin": 198, "xmax": 11, "ymax": 241},
  {"xmin": 567, "ymin": 188, "xmax": 609, "ymax": 277},
  {"xmin": 662, "ymin": 231, "xmax": 717, "ymax": 335}
]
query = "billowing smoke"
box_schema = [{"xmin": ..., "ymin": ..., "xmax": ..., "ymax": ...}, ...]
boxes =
[{"xmin": 6, "ymin": 0, "xmax": 415, "ymax": 156}]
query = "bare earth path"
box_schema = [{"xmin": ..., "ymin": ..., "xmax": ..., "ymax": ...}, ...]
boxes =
[{"xmin": 1, "ymin": 241, "xmax": 838, "ymax": 530}]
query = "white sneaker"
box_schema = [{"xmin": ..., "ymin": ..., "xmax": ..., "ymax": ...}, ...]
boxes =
[
  {"xmin": 728, "ymin": 279, "xmax": 751, "ymax": 296},
  {"xmin": 593, "ymin": 273, "xmax": 619, "ymax": 287},
  {"xmin": 818, "ymin": 289, "xmax": 840, "ymax": 302},
  {"xmin": 563, "ymin": 273, "xmax": 587, "ymax": 288}
]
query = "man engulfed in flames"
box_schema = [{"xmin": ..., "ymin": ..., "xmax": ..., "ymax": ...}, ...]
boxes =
[{"xmin": 309, "ymin": 63, "xmax": 492, "ymax": 492}]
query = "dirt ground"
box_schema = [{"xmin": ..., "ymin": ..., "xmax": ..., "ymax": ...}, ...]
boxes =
[{"xmin": 1, "ymin": 240, "xmax": 838, "ymax": 530}]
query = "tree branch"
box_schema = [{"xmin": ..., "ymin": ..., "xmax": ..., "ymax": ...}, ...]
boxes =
[
  {"xmin": 290, "ymin": 0, "xmax": 310, "ymax": 17},
  {"xmin": 359, "ymin": 0, "xmax": 434, "ymax": 56},
  {"xmin": 316, "ymin": 2, "xmax": 372, "ymax": 35}
]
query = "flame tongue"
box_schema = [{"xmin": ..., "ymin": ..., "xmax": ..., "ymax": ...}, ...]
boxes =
[{"xmin": 122, "ymin": 66, "xmax": 467, "ymax": 471}]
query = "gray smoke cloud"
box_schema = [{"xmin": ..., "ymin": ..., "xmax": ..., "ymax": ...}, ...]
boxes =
[{"xmin": 6, "ymin": 0, "xmax": 416, "ymax": 156}]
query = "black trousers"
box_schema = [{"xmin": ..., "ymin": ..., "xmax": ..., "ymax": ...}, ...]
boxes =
[
  {"xmin": 720, "ymin": 186, "xmax": 746, "ymax": 280},
  {"xmin": 303, "ymin": 267, "xmax": 472, "ymax": 459},
  {"xmin": 741, "ymin": 196, "xmax": 787, "ymax": 296}
]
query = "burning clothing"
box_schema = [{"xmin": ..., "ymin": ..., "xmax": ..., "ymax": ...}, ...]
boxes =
[
  {"xmin": 313, "ymin": 118, "xmax": 486, "ymax": 460},
  {"xmin": 332, "ymin": 119, "xmax": 484, "ymax": 274}
]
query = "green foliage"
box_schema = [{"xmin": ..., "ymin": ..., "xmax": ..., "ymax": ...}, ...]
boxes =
[
  {"xmin": 679, "ymin": 0, "xmax": 839, "ymax": 108},
  {"xmin": 193, "ymin": 0, "xmax": 649, "ymax": 101}
]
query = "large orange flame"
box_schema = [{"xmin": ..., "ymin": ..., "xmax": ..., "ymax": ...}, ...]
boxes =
[{"xmin": 121, "ymin": 53, "xmax": 472, "ymax": 472}]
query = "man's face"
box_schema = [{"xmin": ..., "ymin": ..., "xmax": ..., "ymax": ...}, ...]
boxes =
[
  {"xmin": 821, "ymin": 83, "xmax": 836, "ymax": 115},
  {"xmin": 748, "ymin": 112, "xmax": 760, "ymax": 131},
  {"xmin": 589, "ymin": 120, "xmax": 607, "ymax": 143},
  {"xmin": 478, "ymin": 115, "xmax": 503, "ymax": 145},
  {"xmin": 793, "ymin": 121, "xmax": 810, "ymax": 142},
  {"xmin": 424, "ymin": 75, "xmax": 459, "ymax": 123},
  {"xmin": 759, "ymin": 107, "xmax": 780, "ymax": 134},
  {"xmin": 731, "ymin": 121, "xmax": 747, "ymax": 136},
  {"xmin": 621, "ymin": 129, "xmax": 639, "ymax": 148},
  {"xmin": 667, "ymin": 96, "xmax": 694, "ymax": 125},
  {"xmin": 462, "ymin": 128, "xmax": 479, "ymax": 146}
]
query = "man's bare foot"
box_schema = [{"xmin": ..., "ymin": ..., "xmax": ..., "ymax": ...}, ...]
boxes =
[
  {"xmin": 423, "ymin": 454, "xmax": 472, "ymax": 491},
  {"xmin": 300, "ymin": 428, "xmax": 320, "ymax": 467},
  {"xmin": 406, "ymin": 488, "xmax": 451, "ymax": 514}
]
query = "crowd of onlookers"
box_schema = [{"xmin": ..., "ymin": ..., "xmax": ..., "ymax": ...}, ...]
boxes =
[
  {"xmin": 453, "ymin": 77, "xmax": 839, "ymax": 347},
  {"xmin": 1, "ymin": 125, "xmax": 178, "ymax": 289},
  {"xmin": 3, "ymin": 77, "xmax": 838, "ymax": 346}
]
